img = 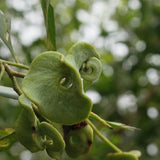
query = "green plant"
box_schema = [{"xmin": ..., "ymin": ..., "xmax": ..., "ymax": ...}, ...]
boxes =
[{"xmin": 0, "ymin": 0, "xmax": 142, "ymax": 159}]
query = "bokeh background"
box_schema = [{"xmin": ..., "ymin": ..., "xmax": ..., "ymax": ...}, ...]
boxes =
[{"xmin": 0, "ymin": 0, "xmax": 160, "ymax": 159}]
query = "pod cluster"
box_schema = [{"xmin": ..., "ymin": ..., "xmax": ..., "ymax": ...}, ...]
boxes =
[{"xmin": 15, "ymin": 42, "xmax": 102, "ymax": 159}]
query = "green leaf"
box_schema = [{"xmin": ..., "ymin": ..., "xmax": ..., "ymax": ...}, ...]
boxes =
[
  {"xmin": 106, "ymin": 121, "xmax": 140, "ymax": 131},
  {"xmin": 40, "ymin": 0, "xmax": 56, "ymax": 51},
  {"xmin": 0, "ymin": 10, "xmax": 11, "ymax": 46},
  {"xmin": 107, "ymin": 152, "xmax": 138, "ymax": 160},
  {"xmin": 0, "ymin": 128, "xmax": 17, "ymax": 151},
  {"xmin": 22, "ymin": 51, "xmax": 92, "ymax": 125},
  {"xmin": 0, "ymin": 10, "xmax": 18, "ymax": 62},
  {"xmin": 0, "ymin": 128, "xmax": 15, "ymax": 137}
]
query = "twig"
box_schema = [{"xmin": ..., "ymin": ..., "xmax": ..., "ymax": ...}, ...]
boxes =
[
  {"xmin": 3, "ymin": 62, "xmax": 22, "ymax": 95},
  {"xmin": 0, "ymin": 59, "xmax": 29, "ymax": 70},
  {"xmin": 90, "ymin": 112, "xmax": 113, "ymax": 129},
  {"xmin": 0, "ymin": 62, "xmax": 5, "ymax": 80},
  {"xmin": 7, "ymin": 45, "xmax": 19, "ymax": 63},
  {"xmin": 2, "ymin": 64, "xmax": 25, "ymax": 78}
]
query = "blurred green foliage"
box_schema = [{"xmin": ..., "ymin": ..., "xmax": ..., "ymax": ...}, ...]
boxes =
[{"xmin": 0, "ymin": 0, "xmax": 160, "ymax": 159}]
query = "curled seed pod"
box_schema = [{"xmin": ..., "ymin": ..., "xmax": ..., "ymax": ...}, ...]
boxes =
[
  {"xmin": 65, "ymin": 42, "xmax": 102, "ymax": 90},
  {"xmin": 39, "ymin": 122, "xmax": 65, "ymax": 160},
  {"xmin": 65, "ymin": 122, "xmax": 93, "ymax": 158},
  {"xmin": 15, "ymin": 94, "xmax": 44, "ymax": 152},
  {"xmin": 80, "ymin": 57, "xmax": 102, "ymax": 81},
  {"xmin": 107, "ymin": 152, "xmax": 138, "ymax": 160},
  {"xmin": 22, "ymin": 51, "xmax": 92, "ymax": 125}
]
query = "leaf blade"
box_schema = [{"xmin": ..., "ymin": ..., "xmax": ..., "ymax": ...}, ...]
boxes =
[
  {"xmin": 0, "ymin": 10, "xmax": 18, "ymax": 63},
  {"xmin": 40, "ymin": 0, "xmax": 56, "ymax": 51},
  {"xmin": 0, "ymin": 128, "xmax": 17, "ymax": 151}
]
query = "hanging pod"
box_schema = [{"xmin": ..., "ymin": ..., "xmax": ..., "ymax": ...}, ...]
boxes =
[
  {"xmin": 22, "ymin": 51, "xmax": 92, "ymax": 125},
  {"xmin": 39, "ymin": 122, "xmax": 65, "ymax": 160},
  {"xmin": 65, "ymin": 122, "xmax": 93, "ymax": 158},
  {"xmin": 107, "ymin": 152, "xmax": 139, "ymax": 160},
  {"xmin": 65, "ymin": 42, "xmax": 102, "ymax": 90},
  {"xmin": 15, "ymin": 94, "xmax": 44, "ymax": 152}
]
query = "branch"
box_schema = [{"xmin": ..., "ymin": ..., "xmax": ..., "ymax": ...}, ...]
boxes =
[
  {"xmin": 90, "ymin": 112, "xmax": 113, "ymax": 129},
  {"xmin": 3, "ymin": 62, "xmax": 22, "ymax": 95},
  {"xmin": 0, "ymin": 59, "xmax": 29, "ymax": 70}
]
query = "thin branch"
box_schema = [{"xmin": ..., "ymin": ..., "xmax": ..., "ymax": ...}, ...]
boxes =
[
  {"xmin": 0, "ymin": 59, "xmax": 29, "ymax": 70},
  {"xmin": 3, "ymin": 65, "xmax": 26, "ymax": 78},
  {"xmin": 0, "ymin": 62, "xmax": 5, "ymax": 80},
  {"xmin": 90, "ymin": 112, "xmax": 113, "ymax": 129},
  {"xmin": 3, "ymin": 62, "xmax": 22, "ymax": 95},
  {"xmin": 7, "ymin": 44, "xmax": 19, "ymax": 63}
]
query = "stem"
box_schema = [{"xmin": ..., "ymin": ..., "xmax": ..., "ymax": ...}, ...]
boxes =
[
  {"xmin": 3, "ymin": 62, "xmax": 22, "ymax": 95},
  {"xmin": 90, "ymin": 112, "xmax": 113, "ymax": 129},
  {"xmin": 4, "ymin": 36, "xmax": 19, "ymax": 63},
  {"xmin": 0, "ymin": 62, "xmax": 5, "ymax": 80},
  {"xmin": 8, "ymin": 46, "xmax": 19, "ymax": 63},
  {"xmin": 0, "ymin": 86, "xmax": 18, "ymax": 99},
  {"xmin": 4, "ymin": 65, "xmax": 26, "ymax": 78},
  {"xmin": 0, "ymin": 59, "xmax": 29, "ymax": 70},
  {"xmin": 86, "ymin": 119, "xmax": 122, "ymax": 153}
]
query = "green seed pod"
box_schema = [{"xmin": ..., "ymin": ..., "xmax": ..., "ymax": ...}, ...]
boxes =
[
  {"xmin": 107, "ymin": 152, "xmax": 138, "ymax": 160},
  {"xmin": 65, "ymin": 42, "xmax": 102, "ymax": 90},
  {"xmin": 15, "ymin": 94, "xmax": 44, "ymax": 152},
  {"xmin": 22, "ymin": 51, "xmax": 92, "ymax": 125},
  {"xmin": 65, "ymin": 122, "xmax": 93, "ymax": 158},
  {"xmin": 39, "ymin": 122, "xmax": 65, "ymax": 160}
]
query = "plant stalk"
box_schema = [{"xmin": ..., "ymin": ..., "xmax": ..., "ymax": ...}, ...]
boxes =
[
  {"xmin": 3, "ymin": 62, "xmax": 22, "ymax": 95},
  {"xmin": 86, "ymin": 119, "xmax": 122, "ymax": 153},
  {"xmin": 90, "ymin": 112, "xmax": 113, "ymax": 129},
  {"xmin": 0, "ymin": 59, "xmax": 29, "ymax": 70}
]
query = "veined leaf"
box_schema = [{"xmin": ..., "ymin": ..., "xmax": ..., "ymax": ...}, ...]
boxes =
[
  {"xmin": 0, "ymin": 128, "xmax": 17, "ymax": 151},
  {"xmin": 40, "ymin": 0, "xmax": 56, "ymax": 51}
]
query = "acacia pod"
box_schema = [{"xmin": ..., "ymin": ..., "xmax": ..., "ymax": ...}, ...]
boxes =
[
  {"xmin": 65, "ymin": 42, "xmax": 102, "ymax": 90},
  {"xmin": 39, "ymin": 122, "xmax": 65, "ymax": 160},
  {"xmin": 107, "ymin": 152, "xmax": 138, "ymax": 160},
  {"xmin": 65, "ymin": 123, "xmax": 93, "ymax": 158},
  {"xmin": 22, "ymin": 51, "xmax": 92, "ymax": 125},
  {"xmin": 15, "ymin": 94, "xmax": 44, "ymax": 152}
]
